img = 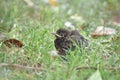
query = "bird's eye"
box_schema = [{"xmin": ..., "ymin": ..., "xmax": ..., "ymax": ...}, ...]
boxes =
[{"xmin": 61, "ymin": 33, "xmax": 64, "ymax": 37}]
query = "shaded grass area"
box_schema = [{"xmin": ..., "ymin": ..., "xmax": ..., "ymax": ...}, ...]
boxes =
[{"xmin": 0, "ymin": 0, "xmax": 120, "ymax": 80}]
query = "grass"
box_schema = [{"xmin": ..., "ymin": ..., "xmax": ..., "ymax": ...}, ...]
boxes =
[{"xmin": 0, "ymin": 0, "xmax": 120, "ymax": 80}]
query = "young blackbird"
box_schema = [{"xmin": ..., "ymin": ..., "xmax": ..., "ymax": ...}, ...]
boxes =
[{"xmin": 52, "ymin": 28, "xmax": 88, "ymax": 55}]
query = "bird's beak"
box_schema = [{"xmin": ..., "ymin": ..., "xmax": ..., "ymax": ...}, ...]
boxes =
[{"xmin": 51, "ymin": 33, "xmax": 61, "ymax": 38}]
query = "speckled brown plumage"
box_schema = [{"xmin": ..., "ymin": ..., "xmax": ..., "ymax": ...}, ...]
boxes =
[{"xmin": 52, "ymin": 28, "xmax": 88, "ymax": 55}]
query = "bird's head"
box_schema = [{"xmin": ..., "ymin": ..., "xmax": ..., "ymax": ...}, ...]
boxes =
[{"xmin": 52, "ymin": 28, "xmax": 70, "ymax": 38}]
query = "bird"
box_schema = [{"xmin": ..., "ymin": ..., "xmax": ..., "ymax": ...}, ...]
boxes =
[{"xmin": 52, "ymin": 28, "xmax": 88, "ymax": 55}]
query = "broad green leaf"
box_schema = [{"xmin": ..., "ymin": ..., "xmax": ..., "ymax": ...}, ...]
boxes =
[{"xmin": 87, "ymin": 70, "xmax": 102, "ymax": 80}]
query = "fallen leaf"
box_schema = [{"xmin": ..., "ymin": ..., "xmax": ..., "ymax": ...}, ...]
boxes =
[
  {"xmin": 70, "ymin": 14, "xmax": 85, "ymax": 23},
  {"xmin": 87, "ymin": 70, "xmax": 102, "ymax": 80},
  {"xmin": 64, "ymin": 21, "xmax": 75, "ymax": 30},
  {"xmin": 91, "ymin": 26, "xmax": 116, "ymax": 38},
  {"xmin": 24, "ymin": 0, "xmax": 34, "ymax": 7},
  {"xmin": 3, "ymin": 39, "xmax": 24, "ymax": 48}
]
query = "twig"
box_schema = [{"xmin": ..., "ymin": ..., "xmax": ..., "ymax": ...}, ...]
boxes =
[
  {"xmin": 104, "ymin": 67, "xmax": 118, "ymax": 71},
  {"xmin": 0, "ymin": 63, "xmax": 44, "ymax": 71},
  {"xmin": 76, "ymin": 66, "xmax": 119, "ymax": 71},
  {"xmin": 0, "ymin": 63, "xmax": 119, "ymax": 71},
  {"xmin": 76, "ymin": 66, "xmax": 97, "ymax": 70}
]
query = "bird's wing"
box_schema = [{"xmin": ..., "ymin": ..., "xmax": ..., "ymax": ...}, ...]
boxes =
[
  {"xmin": 70, "ymin": 35, "xmax": 88, "ymax": 47},
  {"xmin": 70, "ymin": 30, "xmax": 88, "ymax": 45},
  {"xmin": 70, "ymin": 30, "xmax": 81, "ymax": 36}
]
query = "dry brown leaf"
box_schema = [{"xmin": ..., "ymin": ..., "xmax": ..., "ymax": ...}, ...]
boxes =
[
  {"xmin": 3, "ymin": 39, "xmax": 24, "ymax": 48},
  {"xmin": 91, "ymin": 26, "xmax": 116, "ymax": 38}
]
